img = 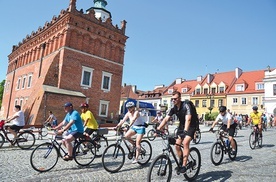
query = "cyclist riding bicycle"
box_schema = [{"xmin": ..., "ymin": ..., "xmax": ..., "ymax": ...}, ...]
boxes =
[
  {"xmin": 5, "ymin": 105, "xmax": 25, "ymax": 141},
  {"xmin": 115, "ymin": 101, "xmax": 147, "ymax": 164},
  {"xmin": 80, "ymin": 103, "xmax": 98, "ymax": 137},
  {"xmin": 247, "ymin": 106, "xmax": 263, "ymax": 137},
  {"xmin": 209, "ymin": 106, "xmax": 237, "ymax": 155},
  {"xmin": 53, "ymin": 102, "xmax": 84, "ymax": 161},
  {"xmin": 157, "ymin": 91, "xmax": 198, "ymax": 173}
]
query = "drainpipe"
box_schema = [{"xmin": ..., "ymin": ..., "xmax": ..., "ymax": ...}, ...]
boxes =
[
  {"xmin": 6, "ymin": 59, "xmax": 18, "ymax": 118},
  {"xmin": 38, "ymin": 43, "xmax": 46, "ymax": 77}
]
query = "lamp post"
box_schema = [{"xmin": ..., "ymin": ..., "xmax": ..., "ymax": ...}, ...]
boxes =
[{"xmin": 206, "ymin": 93, "xmax": 214, "ymax": 114}]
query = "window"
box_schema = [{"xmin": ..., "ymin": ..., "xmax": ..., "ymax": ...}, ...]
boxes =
[
  {"xmin": 20, "ymin": 98, "xmax": 23, "ymax": 106},
  {"xmin": 99, "ymin": 100, "xmax": 109, "ymax": 117},
  {"xmin": 241, "ymin": 97, "xmax": 247, "ymax": 105},
  {"xmin": 252, "ymin": 97, "xmax": 258, "ymax": 105},
  {"xmin": 256, "ymin": 83, "xmax": 264, "ymax": 90},
  {"xmin": 81, "ymin": 66, "xmax": 94, "ymax": 87},
  {"xmin": 168, "ymin": 89, "xmax": 173, "ymax": 94},
  {"xmin": 27, "ymin": 74, "xmax": 32, "ymax": 88},
  {"xmin": 5, "ymin": 81, "xmax": 10, "ymax": 91},
  {"xmin": 235, "ymin": 84, "xmax": 244, "ymax": 91},
  {"xmin": 17, "ymin": 78, "xmax": 21, "ymax": 90},
  {"xmin": 273, "ymin": 84, "xmax": 276, "ymax": 96},
  {"xmin": 163, "ymin": 100, "xmax": 168, "ymax": 106},
  {"xmin": 219, "ymin": 87, "xmax": 224, "ymax": 93},
  {"xmin": 203, "ymin": 88, "xmax": 208, "ymax": 94},
  {"xmin": 14, "ymin": 99, "xmax": 18, "ymax": 106},
  {"xmin": 202, "ymin": 100, "xmax": 207, "ymax": 107},
  {"xmin": 211, "ymin": 87, "xmax": 216, "ymax": 94},
  {"xmin": 210, "ymin": 99, "xmax": 215, "ymax": 107},
  {"xmin": 233, "ymin": 98, "xmax": 238, "ymax": 104},
  {"xmin": 22, "ymin": 76, "xmax": 26, "ymax": 89},
  {"xmin": 181, "ymin": 88, "xmax": 187, "ymax": 93},
  {"xmin": 195, "ymin": 100, "xmax": 199, "ymax": 107},
  {"xmin": 218, "ymin": 99, "xmax": 223, "ymax": 107},
  {"xmin": 195, "ymin": 88, "xmax": 200, "ymax": 95},
  {"xmin": 101, "ymin": 72, "xmax": 112, "ymax": 91}
]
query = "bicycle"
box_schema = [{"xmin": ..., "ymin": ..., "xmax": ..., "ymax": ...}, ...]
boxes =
[
  {"xmin": 147, "ymin": 132, "xmax": 201, "ymax": 181},
  {"xmin": 0, "ymin": 120, "xmax": 35, "ymax": 149},
  {"xmin": 249, "ymin": 125, "xmax": 262, "ymax": 149},
  {"xmin": 174, "ymin": 127, "xmax": 201, "ymax": 144},
  {"xmin": 147, "ymin": 123, "xmax": 169, "ymax": 141},
  {"xmin": 37, "ymin": 122, "xmax": 51, "ymax": 139},
  {"xmin": 89, "ymin": 128, "xmax": 109, "ymax": 157},
  {"xmin": 210, "ymin": 129, "xmax": 237, "ymax": 166},
  {"xmin": 30, "ymin": 130, "xmax": 96, "ymax": 172},
  {"xmin": 102, "ymin": 127, "xmax": 152, "ymax": 173}
]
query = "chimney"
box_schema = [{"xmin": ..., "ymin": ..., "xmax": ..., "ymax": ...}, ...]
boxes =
[
  {"xmin": 132, "ymin": 85, "xmax": 137, "ymax": 93},
  {"xmin": 235, "ymin": 67, "xmax": 242, "ymax": 78}
]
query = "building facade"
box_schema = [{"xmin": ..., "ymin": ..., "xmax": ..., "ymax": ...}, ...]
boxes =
[{"xmin": 1, "ymin": 0, "xmax": 128, "ymax": 125}]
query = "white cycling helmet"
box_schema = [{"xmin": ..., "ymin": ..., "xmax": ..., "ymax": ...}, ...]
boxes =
[{"xmin": 126, "ymin": 101, "xmax": 135, "ymax": 108}]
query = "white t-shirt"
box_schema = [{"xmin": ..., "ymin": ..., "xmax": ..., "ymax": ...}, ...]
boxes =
[
  {"xmin": 215, "ymin": 112, "xmax": 234, "ymax": 125},
  {"xmin": 12, "ymin": 110, "xmax": 25, "ymax": 126}
]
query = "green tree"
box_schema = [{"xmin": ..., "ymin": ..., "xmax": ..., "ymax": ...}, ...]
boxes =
[{"xmin": 0, "ymin": 80, "xmax": 5, "ymax": 107}]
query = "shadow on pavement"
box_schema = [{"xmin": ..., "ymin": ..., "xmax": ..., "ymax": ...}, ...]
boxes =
[
  {"xmin": 234, "ymin": 155, "xmax": 252, "ymax": 162},
  {"xmin": 197, "ymin": 170, "xmax": 233, "ymax": 182}
]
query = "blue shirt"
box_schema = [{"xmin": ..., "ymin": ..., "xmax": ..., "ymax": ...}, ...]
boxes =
[{"xmin": 64, "ymin": 110, "xmax": 84, "ymax": 133}]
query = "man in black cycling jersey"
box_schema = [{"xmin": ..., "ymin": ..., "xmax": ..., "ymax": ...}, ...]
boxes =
[{"xmin": 157, "ymin": 91, "xmax": 197, "ymax": 173}]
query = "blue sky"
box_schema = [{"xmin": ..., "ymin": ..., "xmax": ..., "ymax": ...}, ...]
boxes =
[{"xmin": 1, "ymin": 0, "xmax": 276, "ymax": 91}]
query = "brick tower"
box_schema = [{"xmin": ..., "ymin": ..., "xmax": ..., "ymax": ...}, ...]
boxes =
[{"xmin": 1, "ymin": 0, "xmax": 128, "ymax": 126}]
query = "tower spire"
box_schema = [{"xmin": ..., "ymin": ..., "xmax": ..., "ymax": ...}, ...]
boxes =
[{"xmin": 87, "ymin": 0, "xmax": 111, "ymax": 22}]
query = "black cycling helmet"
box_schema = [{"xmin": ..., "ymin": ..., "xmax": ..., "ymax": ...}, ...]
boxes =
[
  {"xmin": 126, "ymin": 101, "xmax": 135, "ymax": 108},
  {"xmin": 252, "ymin": 106, "xmax": 258, "ymax": 110},
  {"xmin": 219, "ymin": 106, "xmax": 227, "ymax": 112}
]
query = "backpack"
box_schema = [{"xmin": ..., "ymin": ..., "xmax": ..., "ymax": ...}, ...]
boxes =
[{"xmin": 184, "ymin": 100, "xmax": 200, "ymax": 131}]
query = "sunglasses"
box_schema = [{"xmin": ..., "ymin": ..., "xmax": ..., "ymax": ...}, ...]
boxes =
[{"xmin": 171, "ymin": 97, "xmax": 179, "ymax": 101}]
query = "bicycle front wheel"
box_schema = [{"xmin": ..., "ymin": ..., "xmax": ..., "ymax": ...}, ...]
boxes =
[
  {"xmin": 184, "ymin": 147, "xmax": 201, "ymax": 181},
  {"xmin": 137, "ymin": 140, "xmax": 152, "ymax": 165},
  {"xmin": 41, "ymin": 125, "xmax": 48, "ymax": 137},
  {"xmin": 210, "ymin": 142, "xmax": 223, "ymax": 166},
  {"xmin": 0, "ymin": 133, "xmax": 5, "ymax": 148},
  {"xmin": 161, "ymin": 129, "xmax": 169, "ymax": 140},
  {"xmin": 74, "ymin": 140, "xmax": 96, "ymax": 166},
  {"xmin": 17, "ymin": 131, "xmax": 36, "ymax": 149},
  {"xmin": 249, "ymin": 132, "xmax": 256, "ymax": 149},
  {"xmin": 147, "ymin": 129, "xmax": 156, "ymax": 141},
  {"xmin": 102, "ymin": 144, "xmax": 125, "ymax": 173},
  {"xmin": 30, "ymin": 142, "xmax": 59, "ymax": 172},
  {"xmin": 147, "ymin": 154, "xmax": 172, "ymax": 182},
  {"xmin": 257, "ymin": 135, "xmax": 262, "ymax": 148}
]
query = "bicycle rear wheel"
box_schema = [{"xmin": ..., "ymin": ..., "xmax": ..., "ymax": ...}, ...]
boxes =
[
  {"xmin": 249, "ymin": 132, "xmax": 256, "ymax": 149},
  {"xmin": 228, "ymin": 139, "xmax": 237, "ymax": 160},
  {"xmin": 17, "ymin": 131, "xmax": 36, "ymax": 149},
  {"xmin": 194, "ymin": 130, "xmax": 201, "ymax": 144},
  {"xmin": 184, "ymin": 147, "xmax": 201, "ymax": 181},
  {"xmin": 0, "ymin": 133, "xmax": 5, "ymax": 148},
  {"xmin": 137, "ymin": 140, "xmax": 152, "ymax": 165},
  {"xmin": 30, "ymin": 142, "xmax": 59, "ymax": 172},
  {"xmin": 102, "ymin": 144, "xmax": 125, "ymax": 173},
  {"xmin": 147, "ymin": 154, "xmax": 172, "ymax": 182},
  {"xmin": 74, "ymin": 140, "xmax": 96, "ymax": 166},
  {"xmin": 93, "ymin": 135, "xmax": 108, "ymax": 157},
  {"xmin": 210, "ymin": 142, "xmax": 223, "ymax": 166},
  {"xmin": 147, "ymin": 129, "xmax": 156, "ymax": 141},
  {"xmin": 257, "ymin": 135, "xmax": 262, "ymax": 148}
]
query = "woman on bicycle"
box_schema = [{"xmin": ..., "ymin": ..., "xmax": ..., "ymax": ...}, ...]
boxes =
[
  {"xmin": 209, "ymin": 106, "xmax": 237, "ymax": 154},
  {"xmin": 115, "ymin": 101, "xmax": 147, "ymax": 164},
  {"xmin": 247, "ymin": 106, "xmax": 263, "ymax": 137}
]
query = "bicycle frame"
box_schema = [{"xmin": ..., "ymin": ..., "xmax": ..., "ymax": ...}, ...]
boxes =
[{"xmin": 216, "ymin": 131, "xmax": 231, "ymax": 153}]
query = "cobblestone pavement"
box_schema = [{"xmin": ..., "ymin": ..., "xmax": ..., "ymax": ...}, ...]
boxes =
[{"xmin": 1, "ymin": 125, "xmax": 276, "ymax": 182}]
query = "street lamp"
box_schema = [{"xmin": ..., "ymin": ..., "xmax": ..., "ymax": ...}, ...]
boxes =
[{"xmin": 206, "ymin": 93, "xmax": 214, "ymax": 113}]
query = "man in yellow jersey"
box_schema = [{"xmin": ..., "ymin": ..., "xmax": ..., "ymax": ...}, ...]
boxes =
[
  {"xmin": 247, "ymin": 106, "xmax": 263, "ymax": 137},
  {"xmin": 80, "ymin": 103, "xmax": 99, "ymax": 137}
]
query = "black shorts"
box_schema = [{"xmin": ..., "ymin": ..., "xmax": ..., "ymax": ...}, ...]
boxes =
[
  {"xmin": 10, "ymin": 125, "xmax": 24, "ymax": 132},
  {"xmin": 72, "ymin": 132, "xmax": 84, "ymax": 139},
  {"xmin": 221, "ymin": 123, "xmax": 237, "ymax": 137},
  {"xmin": 176, "ymin": 127, "xmax": 196, "ymax": 139},
  {"xmin": 84, "ymin": 128, "xmax": 97, "ymax": 135}
]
